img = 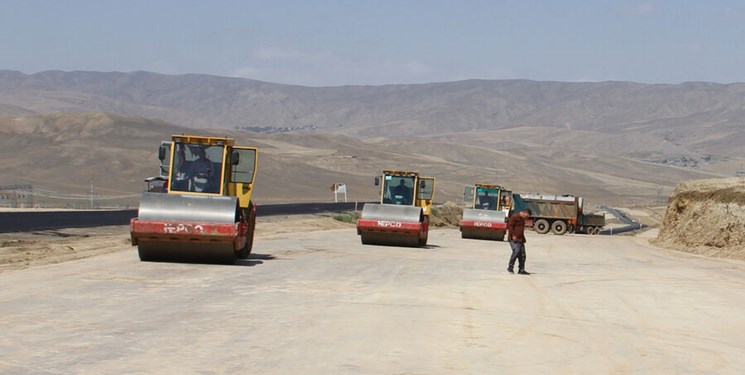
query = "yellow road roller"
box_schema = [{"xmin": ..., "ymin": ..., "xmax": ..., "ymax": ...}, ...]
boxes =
[
  {"xmin": 356, "ymin": 170, "xmax": 435, "ymax": 247},
  {"xmin": 130, "ymin": 135, "xmax": 258, "ymax": 263},
  {"xmin": 459, "ymin": 184, "xmax": 512, "ymax": 241}
]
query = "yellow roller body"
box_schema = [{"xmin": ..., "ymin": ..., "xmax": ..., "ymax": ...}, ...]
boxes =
[
  {"xmin": 131, "ymin": 135, "xmax": 258, "ymax": 263},
  {"xmin": 356, "ymin": 203, "xmax": 427, "ymax": 247}
]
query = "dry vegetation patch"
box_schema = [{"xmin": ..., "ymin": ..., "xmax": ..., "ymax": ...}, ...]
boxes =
[
  {"xmin": 654, "ymin": 177, "xmax": 745, "ymax": 261},
  {"xmin": 430, "ymin": 202, "xmax": 464, "ymax": 227}
]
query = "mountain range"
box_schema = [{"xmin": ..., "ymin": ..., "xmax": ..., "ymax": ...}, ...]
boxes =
[{"xmin": 0, "ymin": 70, "xmax": 743, "ymax": 207}]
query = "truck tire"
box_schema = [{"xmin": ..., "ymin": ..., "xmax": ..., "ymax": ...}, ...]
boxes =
[
  {"xmin": 551, "ymin": 220, "xmax": 567, "ymax": 235},
  {"xmin": 534, "ymin": 219, "xmax": 550, "ymax": 234}
]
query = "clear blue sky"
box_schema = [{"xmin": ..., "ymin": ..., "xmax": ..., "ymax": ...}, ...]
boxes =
[{"xmin": 2, "ymin": 0, "xmax": 744, "ymax": 86}]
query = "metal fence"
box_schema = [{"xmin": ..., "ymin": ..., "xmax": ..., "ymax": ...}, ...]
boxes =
[{"xmin": 0, "ymin": 184, "xmax": 139, "ymax": 209}]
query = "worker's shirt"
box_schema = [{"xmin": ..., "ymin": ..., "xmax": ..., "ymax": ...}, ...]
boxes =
[{"xmin": 507, "ymin": 213, "xmax": 527, "ymax": 243}]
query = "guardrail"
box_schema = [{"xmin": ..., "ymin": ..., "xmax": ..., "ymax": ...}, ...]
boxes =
[
  {"xmin": 598, "ymin": 205, "xmax": 649, "ymax": 235},
  {"xmin": 599, "ymin": 222, "xmax": 648, "ymax": 235},
  {"xmin": 0, "ymin": 202, "xmax": 370, "ymax": 233}
]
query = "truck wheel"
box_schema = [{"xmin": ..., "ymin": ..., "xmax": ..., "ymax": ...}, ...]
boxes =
[
  {"xmin": 551, "ymin": 220, "xmax": 567, "ymax": 235},
  {"xmin": 534, "ymin": 219, "xmax": 550, "ymax": 234}
]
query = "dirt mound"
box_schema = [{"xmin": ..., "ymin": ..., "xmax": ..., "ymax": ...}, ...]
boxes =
[
  {"xmin": 653, "ymin": 177, "xmax": 745, "ymax": 260},
  {"xmin": 430, "ymin": 202, "xmax": 464, "ymax": 228}
]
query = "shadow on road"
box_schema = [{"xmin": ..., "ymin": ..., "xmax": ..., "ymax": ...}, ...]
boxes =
[
  {"xmin": 234, "ymin": 253, "xmax": 276, "ymax": 266},
  {"xmin": 140, "ymin": 253, "xmax": 275, "ymax": 267},
  {"xmin": 233, "ymin": 259, "xmax": 264, "ymax": 267},
  {"xmin": 248, "ymin": 253, "xmax": 276, "ymax": 260}
]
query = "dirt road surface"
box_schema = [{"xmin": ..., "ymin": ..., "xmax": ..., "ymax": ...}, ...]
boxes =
[{"xmin": 1, "ymin": 217, "xmax": 744, "ymax": 374}]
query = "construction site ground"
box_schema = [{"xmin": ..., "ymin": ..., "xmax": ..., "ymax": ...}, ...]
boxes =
[{"xmin": 1, "ymin": 214, "xmax": 744, "ymax": 374}]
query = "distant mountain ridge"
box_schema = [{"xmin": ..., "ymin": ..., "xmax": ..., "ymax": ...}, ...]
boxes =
[
  {"xmin": 1, "ymin": 70, "xmax": 744, "ymax": 142},
  {"xmin": 1, "ymin": 70, "xmax": 744, "ymax": 205}
]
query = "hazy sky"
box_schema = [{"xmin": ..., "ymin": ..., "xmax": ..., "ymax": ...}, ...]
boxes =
[{"xmin": 2, "ymin": 0, "xmax": 744, "ymax": 86}]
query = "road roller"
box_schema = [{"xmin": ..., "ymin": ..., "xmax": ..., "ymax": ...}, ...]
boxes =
[
  {"xmin": 130, "ymin": 135, "xmax": 258, "ymax": 263},
  {"xmin": 356, "ymin": 170, "xmax": 435, "ymax": 247},
  {"xmin": 459, "ymin": 184, "xmax": 512, "ymax": 241}
]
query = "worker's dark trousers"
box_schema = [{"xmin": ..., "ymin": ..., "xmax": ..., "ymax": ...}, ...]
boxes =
[{"xmin": 508, "ymin": 241, "xmax": 526, "ymax": 270}]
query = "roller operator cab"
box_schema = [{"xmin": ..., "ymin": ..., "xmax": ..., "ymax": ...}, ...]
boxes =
[
  {"xmin": 356, "ymin": 170, "xmax": 435, "ymax": 247},
  {"xmin": 130, "ymin": 135, "xmax": 259, "ymax": 263},
  {"xmin": 460, "ymin": 184, "xmax": 513, "ymax": 241}
]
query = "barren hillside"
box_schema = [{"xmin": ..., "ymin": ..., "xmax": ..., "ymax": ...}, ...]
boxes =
[
  {"xmin": 0, "ymin": 112, "xmax": 726, "ymax": 208},
  {"xmin": 654, "ymin": 177, "xmax": 745, "ymax": 260},
  {"xmin": 1, "ymin": 71, "xmax": 744, "ymax": 207},
  {"xmin": 1, "ymin": 71, "xmax": 744, "ymax": 169}
]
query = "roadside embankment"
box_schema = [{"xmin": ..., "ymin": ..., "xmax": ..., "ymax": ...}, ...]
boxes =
[{"xmin": 654, "ymin": 177, "xmax": 745, "ymax": 260}]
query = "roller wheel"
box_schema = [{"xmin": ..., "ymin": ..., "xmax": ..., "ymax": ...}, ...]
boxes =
[
  {"xmin": 419, "ymin": 217, "xmax": 429, "ymax": 246},
  {"xmin": 418, "ymin": 216, "xmax": 429, "ymax": 246},
  {"xmin": 138, "ymin": 247, "xmax": 154, "ymax": 262},
  {"xmin": 419, "ymin": 234, "xmax": 428, "ymax": 246},
  {"xmin": 551, "ymin": 220, "xmax": 567, "ymax": 235},
  {"xmin": 237, "ymin": 203, "xmax": 256, "ymax": 259},
  {"xmin": 534, "ymin": 219, "xmax": 550, "ymax": 234}
]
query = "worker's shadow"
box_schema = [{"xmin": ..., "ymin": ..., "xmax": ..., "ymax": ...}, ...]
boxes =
[
  {"xmin": 375, "ymin": 244, "xmax": 440, "ymax": 249},
  {"xmin": 234, "ymin": 253, "xmax": 276, "ymax": 266}
]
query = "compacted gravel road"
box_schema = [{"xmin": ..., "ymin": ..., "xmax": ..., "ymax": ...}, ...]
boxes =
[{"xmin": 1, "ymin": 218, "xmax": 744, "ymax": 374}]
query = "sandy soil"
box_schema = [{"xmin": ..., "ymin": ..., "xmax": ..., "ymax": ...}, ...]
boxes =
[
  {"xmin": 0, "ymin": 206, "xmax": 667, "ymax": 273},
  {"xmin": 1, "ymin": 218, "xmax": 744, "ymax": 374},
  {"xmin": 0, "ymin": 214, "xmax": 354, "ymax": 273},
  {"xmin": 0, "ymin": 226, "xmax": 130, "ymax": 273}
]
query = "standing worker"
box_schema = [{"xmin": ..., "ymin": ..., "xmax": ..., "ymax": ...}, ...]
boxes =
[{"xmin": 507, "ymin": 208, "xmax": 532, "ymax": 275}]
